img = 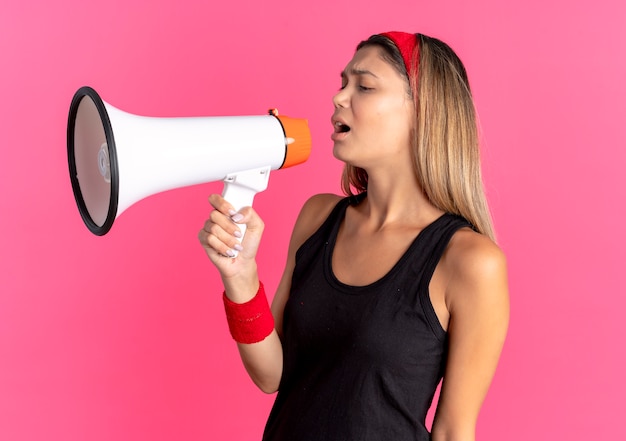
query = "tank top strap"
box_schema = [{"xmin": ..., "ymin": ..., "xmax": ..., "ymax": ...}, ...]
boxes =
[
  {"xmin": 415, "ymin": 213, "xmax": 474, "ymax": 339},
  {"xmin": 418, "ymin": 213, "xmax": 473, "ymax": 284},
  {"xmin": 293, "ymin": 194, "xmax": 364, "ymax": 279},
  {"xmin": 323, "ymin": 193, "xmax": 366, "ymax": 236},
  {"xmin": 323, "ymin": 194, "xmax": 360, "ymax": 230}
]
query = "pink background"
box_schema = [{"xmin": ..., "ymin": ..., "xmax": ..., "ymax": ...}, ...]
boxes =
[{"xmin": 1, "ymin": 0, "xmax": 625, "ymax": 439}]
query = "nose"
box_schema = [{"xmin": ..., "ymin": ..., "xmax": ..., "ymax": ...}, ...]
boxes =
[{"xmin": 332, "ymin": 87, "xmax": 348, "ymax": 108}]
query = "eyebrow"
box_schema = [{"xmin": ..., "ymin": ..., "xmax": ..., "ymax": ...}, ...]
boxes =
[{"xmin": 340, "ymin": 68, "xmax": 380, "ymax": 79}]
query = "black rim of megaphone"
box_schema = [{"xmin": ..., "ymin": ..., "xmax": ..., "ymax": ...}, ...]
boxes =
[{"xmin": 67, "ymin": 86, "xmax": 119, "ymax": 236}]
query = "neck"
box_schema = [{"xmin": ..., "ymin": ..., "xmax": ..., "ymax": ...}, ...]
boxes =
[{"xmin": 357, "ymin": 171, "xmax": 444, "ymax": 231}]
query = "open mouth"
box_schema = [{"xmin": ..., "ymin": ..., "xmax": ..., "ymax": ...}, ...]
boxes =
[{"xmin": 334, "ymin": 122, "xmax": 351, "ymax": 133}]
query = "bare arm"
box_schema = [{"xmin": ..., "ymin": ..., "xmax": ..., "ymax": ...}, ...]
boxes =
[
  {"xmin": 431, "ymin": 232, "xmax": 510, "ymax": 441},
  {"xmin": 199, "ymin": 193, "xmax": 340, "ymax": 393}
]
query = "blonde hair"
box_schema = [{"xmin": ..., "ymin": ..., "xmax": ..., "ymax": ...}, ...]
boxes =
[{"xmin": 341, "ymin": 33, "xmax": 496, "ymax": 241}]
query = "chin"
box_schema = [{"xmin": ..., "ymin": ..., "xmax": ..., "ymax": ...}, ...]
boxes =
[
  {"xmin": 333, "ymin": 144, "xmax": 365, "ymax": 167},
  {"xmin": 332, "ymin": 143, "xmax": 344, "ymax": 161},
  {"xmin": 332, "ymin": 146, "xmax": 354, "ymax": 165}
]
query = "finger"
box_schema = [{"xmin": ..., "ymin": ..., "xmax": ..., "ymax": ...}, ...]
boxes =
[
  {"xmin": 206, "ymin": 228, "xmax": 243, "ymax": 258},
  {"xmin": 209, "ymin": 194, "xmax": 257, "ymax": 227},
  {"xmin": 225, "ymin": 207, "xmax": 265, "ymax": 260},
  {"xmin": 198, "ymin": 226, "xmax": 241, "ymax": 259},
  {"xmin": 208, "ymin": 193, "xmax": 238, "ymax": 216},
  {"xmin": 200, "ymin": 218, "xmax": 243, "ymax": 256},
  {"xmin": 208, "ymin": 210, "xmax": 244, "ymax": 239}
]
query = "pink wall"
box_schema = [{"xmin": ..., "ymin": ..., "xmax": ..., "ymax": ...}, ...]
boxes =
[{"xmin": 1, "ymin": 0, "xmax": 625, "ymax": 439}]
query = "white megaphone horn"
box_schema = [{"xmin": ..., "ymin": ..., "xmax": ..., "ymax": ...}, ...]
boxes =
[{"xmin": 67, "ymin": 86, "xmax": 311, "ymax": 241}]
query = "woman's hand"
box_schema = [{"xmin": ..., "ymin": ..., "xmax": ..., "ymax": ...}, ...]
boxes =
[{"xmin": 198, "ymin": 194, "xmax": 264, "ymax": 301}]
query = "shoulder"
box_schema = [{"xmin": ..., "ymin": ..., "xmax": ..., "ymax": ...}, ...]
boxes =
[
  {"xmin": 444, "ymin": 227, "xmax": 509, "ymax": 315},
  {"xmin": 447, "ymin": 228, "xmax": 507, "ymax": 280},
  {"xmin": 299, "ymin": 193, "xmax": 343, "ymax": 219},
  {"xmin": 288, "ymin": 193, "xmax": 343, "ymax": 254}
]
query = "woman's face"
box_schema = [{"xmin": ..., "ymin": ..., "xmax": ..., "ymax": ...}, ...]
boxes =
[{"xmin": 331, "ymin": 45, "xmax": 414, "ymax": 170}]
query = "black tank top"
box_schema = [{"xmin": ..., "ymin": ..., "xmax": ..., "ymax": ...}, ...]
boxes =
[{"xmin": 263, "ymin": 195, "xmax": 472, "ymax": 441}]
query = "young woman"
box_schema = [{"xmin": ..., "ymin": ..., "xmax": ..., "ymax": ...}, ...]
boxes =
[{"xmin": 199, "ymin": 31, "xmax": 509, "ymax": 441}]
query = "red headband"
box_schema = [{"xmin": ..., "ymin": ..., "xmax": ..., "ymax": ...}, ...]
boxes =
[{"xmin": 380, "ymin": 31, "xmax": 418, "ymax": 79}]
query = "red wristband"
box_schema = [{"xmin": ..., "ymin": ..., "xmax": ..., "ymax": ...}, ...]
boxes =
[{"xmin": 223, "ymin": 282, "xmax": 275, "ymax": 344}]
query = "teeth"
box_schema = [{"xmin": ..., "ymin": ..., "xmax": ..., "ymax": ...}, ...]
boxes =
[{"xmin": 334, "ymin": 120, "xmax": 350, "ymax": 133}]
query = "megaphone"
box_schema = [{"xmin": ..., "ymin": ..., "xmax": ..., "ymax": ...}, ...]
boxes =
[{"xmin": 67, "ymin": 86, "xmax": 311, "ymax": 240}]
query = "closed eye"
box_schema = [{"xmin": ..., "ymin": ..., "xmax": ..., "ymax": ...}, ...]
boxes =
[
  {"xmin": 338, "ymin": 81, "xmax": 372, "ymax": 92},
  {"xmin": 339, "ymin": 69, "xmax": 377, "ymax": 91}
]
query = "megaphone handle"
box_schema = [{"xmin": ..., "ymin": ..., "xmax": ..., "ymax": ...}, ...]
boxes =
[{"xmin": 221, "ymin": 166, "xmax": 272, "ymax": 257}]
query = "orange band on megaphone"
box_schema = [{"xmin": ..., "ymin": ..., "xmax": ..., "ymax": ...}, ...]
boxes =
[{"xmin": 276, "ymin": 115, "xmax": 311, "ymax": 169}]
